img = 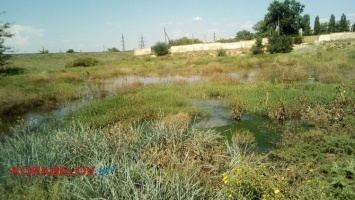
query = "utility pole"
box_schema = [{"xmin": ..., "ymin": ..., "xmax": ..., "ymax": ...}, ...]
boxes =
[
  {"xmin": 122, "ymin": 34, "xmax": 125, "ymax": 51},
  {"xmin": 213, "ymin": 31, "xmax": 216, "ymax": 42},
  {"xmin": 138, "ymin": 35, "xmax": 145, "ymax": 48},
  {"xmin": 278, "ymin": 15, "xmax": 280, "ymax": 36},
  {"xmin": 164, "ymin": 26, "xmax": 171, "ymax": 44}
]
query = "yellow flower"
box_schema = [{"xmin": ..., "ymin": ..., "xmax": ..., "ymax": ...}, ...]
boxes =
[
  {"xmin": 222, "ymin": 174, "xmax": 228, "ymax": 184},
  {"xmin": 281, "ymin": 176, "xmax": 285, "ymax": 180},
  {"xmin": 309, "ymin": 169, "xmax": 314, "ymax": 172},
  {"xmin": 228, "ymin": 194, "xmax": 232, "ymax": 198},
  {"xmin": 307, "ymin": 180, "xmax": 312, "ymax": 183},
  {"xmin": 274, "ymin": 189, "xmax": 280, "ymax": 194}
]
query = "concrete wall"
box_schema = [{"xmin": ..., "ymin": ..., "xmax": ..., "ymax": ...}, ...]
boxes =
[
  {"xmin": 133, "ymin": 33, "xmax": 355, "ymax": 56},
  {"xmin": 170, "ymin": 38, "xmax": 268, "ymax": 54},
  {"xmin": 318, "ymin": 32, "xmax": 355, "ymax": 42},
  {"xmin": 134, "ymin": 48, "xmax": 151, "ymax": 56}
]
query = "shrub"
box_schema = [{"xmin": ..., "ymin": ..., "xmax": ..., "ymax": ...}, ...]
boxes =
[
  {"xmin": 293, "ymin": 35, "xmax": 303, "ymax": 44},
  {"xmin": 66, "ymin": 49, "xmax": 75, "ymax": 53},
  {"xmin": 217, "ymin": 48, "xmax": 227, "ymax": 57},
  {"xmin": 65, "ymin": 57, "xmax": 99, "ymax": 67},
  {"xmin": 39, "ymin": 47, "xmax": 49, "ymax": 54},
  {"xmin": 268, "ymin": 34, "xmax": 293, "ymax": 53},
  {"xmin": 251, "ymin": 37, "xmax": 264, "ymax": 55},
  {"xmin": 152, "ymin": 42, "xmax": 170, "ymax": 56},
  {"xmin": 107, "ymin": 47, "xmax": 119, "ymax": 52}
]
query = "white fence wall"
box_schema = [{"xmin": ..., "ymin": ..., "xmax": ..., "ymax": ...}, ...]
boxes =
[
  {"xmin": 318, "ymin": 32, "xmax": 355, "ymax": 42},
  {"xmin": 134, "ymin": 48, "xmax": 151, "ymax": 56},
  {"xmin": 170, "ymin": 39, "xmax": 268, "ymax": 54}
]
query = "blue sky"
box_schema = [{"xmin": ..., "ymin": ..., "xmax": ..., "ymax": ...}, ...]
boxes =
[{"xmin": 2, "ymin": 0, "xmax": 355, "ymax": 53}]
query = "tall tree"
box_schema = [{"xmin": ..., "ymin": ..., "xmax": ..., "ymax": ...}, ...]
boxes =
[
  {"xmin": 264, "ymin": 0, "xmax": 305, "ymax": 36},
  {"xmin": 235, "ymin": 30, "xmax": 254, "ymax": 41},
  {"xmin": 320, "ymin": 22, "xmax": 329, "ymax": 34},
  {"xmin": 301, "ymin": 14, "xmax": 311, "ymax": 36},
  {"xmin": 352, "ymin": 23, "xmax": 355, "ymax": 32},
  {"xmin": 338, "ymin": 13, "xmax": 349, "ymax": 32},
  {"xmin": 314, "ymin": 16, "xmax": 321, "ymax": 35},
  {"xmin": 252, "ymin": 20, "xmax": 269, "ymax": 37},
  {"xmin": 0, "ymin": 12, "xmax": 13, "ymax": 67},
  {"xmin": 328, "ymin": 14, "xmax": 336, "ymax": 33}
]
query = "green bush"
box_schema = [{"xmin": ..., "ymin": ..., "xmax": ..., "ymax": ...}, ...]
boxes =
[
  {"xmin": 268, "ymin": 34, "xmax": 293, "ymax": 54},
  {"xmin": 293, "ymin": 35, "xmax": 303, "ymax": 44},
  {"xmin": 39, "ymin": 47, "xmax": 49, "ymax": 54},
  {"xmin": 217, "ymin": 48, "xmax": 227, "ymax": 57},
  {"xmin": 152, "ymin": 42, "xmax": 170, "ymax": 56},
  {"xmin": 65, "ymin": 57, "xmax": 99, "ymax": 67},
  {"xmin": 107, "ymin": 47, "xmax": 119, "ymax": 52},
  {"xmin": 66, "ymin": 49, "xmax": 75, "ymax": 53},
  {"xmin": 251, "ymin": 37, "xmax": 264, "ymax": 55}
]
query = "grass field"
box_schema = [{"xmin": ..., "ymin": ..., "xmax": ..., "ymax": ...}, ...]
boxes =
[{"xmin": 0, "ymin": 40, "xmax": 355, "ymax": 199}]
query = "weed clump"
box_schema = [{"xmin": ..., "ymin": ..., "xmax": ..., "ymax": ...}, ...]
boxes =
[
  {"xmin": 65, "ymin": 57, "xmax": 99, "ymax": 67},
  {"xmin": 217, "ymin": 48, "xmax": 227, "ymax": 57},
  {"xmin": 229, "ymin": 101, "xmax": 243, "ymax": 121}
]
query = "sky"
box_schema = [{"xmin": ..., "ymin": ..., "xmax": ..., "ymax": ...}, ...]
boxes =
[{"xmin": 2, "ymin": 0, "xmax": 355, "ymax": 53}]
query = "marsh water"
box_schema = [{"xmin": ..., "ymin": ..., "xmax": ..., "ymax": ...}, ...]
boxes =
[
  {"xmin": 1, "ymin": 74, "xmax": 289, "ymax": 152},
  {"xmin": 191, "ymin": 99, "xmax": 280, "ymax": 152}
]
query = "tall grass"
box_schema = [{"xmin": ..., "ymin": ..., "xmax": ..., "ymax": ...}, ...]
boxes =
[{"xmin": 0, "ymin": 118, "xmax": 229, "ymax": 199}]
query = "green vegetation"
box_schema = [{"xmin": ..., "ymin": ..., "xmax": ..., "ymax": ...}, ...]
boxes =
[
  {"xmin": 66, "ymin": 49, "xmax": 75, "ymax": 53},
  {"xmin": 235, "ymin": 30, "xmax": 254, "ymax": 41},
  {"xmin": 263, "ymin": 0, "xmax": 305, "ymax": 35},
  {"xmin": 151, "ymin": 42, "xmax": 170, "ymax": 56},
  {"xmin": 65, "ymin": 57, "xmax": 99, "ymax": 68},
  {"xmin": 39, "ymin": 47, "xmax": 49, "ymax": 54},
  {"xmin": 107, "ymin": 47, "xmax": 120, "ymax": 52},
  {"xmin": 216, "ymin": 48, "xmax": 227, "ymax": 57},
  {"xmin": 0, "ymin": 12, "xmax": 13, "ymax": 67},
  {"xmin": 169, "ymin": 37, "xmax": 203, "ymax": 46},
  {"xmin": 0, "ymin": 39, "xmax": 355, "ymax": 199},
  {"xmin": 251, "ymin": 37, "xmax": 264, "ymax": 55},
  {"xmin": 268, "ymin": 34, "xmax": 293, "ymax": 53}
]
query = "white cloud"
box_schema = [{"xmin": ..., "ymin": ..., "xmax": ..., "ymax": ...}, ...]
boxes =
[
  {"xmin": 5, "ymin": 24, "xmax": 44, "ymax": 46},
  {"xmin": 241, "ymin": 21, "xmax": 254, "ymax": 30},
  {"xmin": 192, "ymin": 16, "xmax": 203, "ymax": 21}
]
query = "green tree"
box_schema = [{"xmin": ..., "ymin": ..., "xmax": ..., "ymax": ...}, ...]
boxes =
[
  {"xmin": 0, "ymin": 12, "xmax": 13, "ymax": 67},
  {"xmin": 66, "ymin": 49, "xmax": 75, "ymax": 53},
  {"xmin": 107, "ymin": 47, "xmax": 119, "ymax": 52},
  {"xmin": 338, "ymin": 13, "xmax": 349, "ymax": 32},
  {"xmin": 301, "ymin": 14, "xmax": 311, "ymax": 36},
  {"xmin": 169, "ymin": 37, "xmax": 202, "ymax": 46},
  {"xmin": 268, "ymin": 33, "xmax": 293, "ymax": 53},
  {"xmin": 39, "ymin": 47, "xmax": 49, "ymax": 54},
  {"xmin": 314, "ymin": 16, "xmax": 321, "ymax": 35},
  {"xmin": 152, "ymin": 42, "xmax": 170, "ymax": 56},
  {"xmin": 328, "ymin": 14, "xmax": 336, "ymax": 33},
  {"xmin": 320, "ymin": 22, "xmax": 329, "ymax": 34},
  {"xmin": 352, "ymin": 23, "xmax": 355, "ymax": 32},
  {"xmin": 264, "ymin": 0, "xmax": 305, "ymax": 36},
  {"xmin": 252, "ymin": 20, "xmax": 270, "ymax": 37},
  {"xmin": 251, "ymin": 37, "xmax": 264, "ymax": 55},
  {"xmin": 235, "ymin": 30, "xmax": 254, "ymax": 41}
]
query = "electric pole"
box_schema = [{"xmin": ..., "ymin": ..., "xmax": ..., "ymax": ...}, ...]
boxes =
[
  {"xmin": 138, "ymin": 35, "xmax": 145, "ymax": 48},
  {"xmin": 214, "ymin": 31, "xmax": 216, "ymax": 42},
  {"xmin": 164, "ymin": 26, "xmax": 170, "ymax": 44},
  {"xmin": 122, "ymin": 34, "xmax": 125, "ymax": 51}
]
